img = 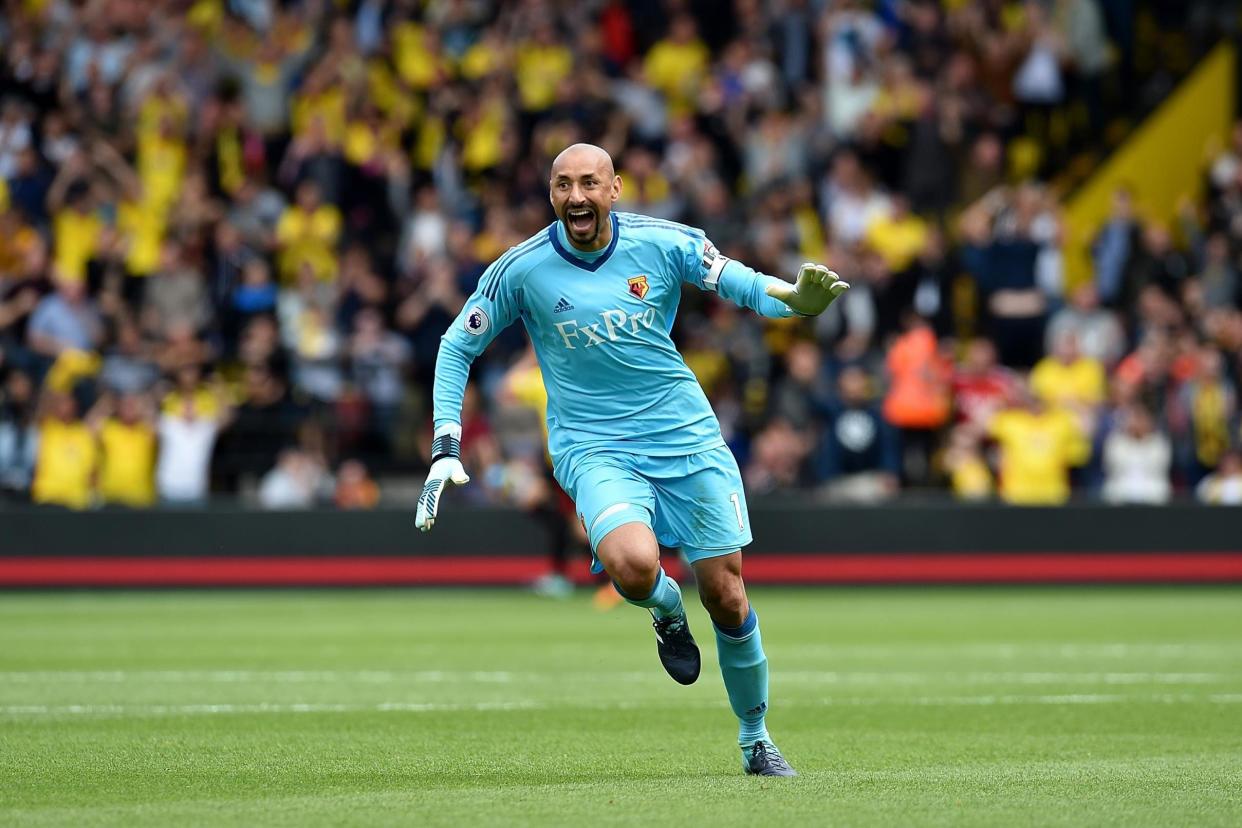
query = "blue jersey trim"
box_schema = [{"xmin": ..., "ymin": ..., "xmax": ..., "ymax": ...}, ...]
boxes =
[
  {"xmin": 482, "ymin": 233, "xmax": 549, "ymax": 300},
  {"xmin": 548, "ymin": 213, "xmax": 620, "ymax": 272}
]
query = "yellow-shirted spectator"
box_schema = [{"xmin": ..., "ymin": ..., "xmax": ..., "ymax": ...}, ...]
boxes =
[
  {"xmin": 988, "ymin": 392, "xmax": 1089, "ymax": 505},
  {"xmin": 413, "ymin": 114, "xmax": 446, "ymax": 172},
  {"xmin": 291, "ymin": 78, "xmax": 346, "ymax": 146},
  {"xmin": 864, "ymin": 196, "xmax": 929, "ymax": 272},
  {"xmin": 367, "ymin": 59, "xmax": 420, "ymax": 128},
  {"xmin": 116, "ymin": 197, "xmax": 166, "ymax": 277},
  {"xmin": 162, "ymin": 366, "xmax": 223, "ymax": 420},
  {"xmin": 96, "ymin": 395, "xmax": 157, "ymax": 508},
  {"xmin": 137, "ymin": 82, "xmax": 189, "ymax": 139},
  {"xmin": 52, "ymin": 195, "xmax": 103, "ymax": 284},
  {"xmin": 44, "ymin": 349, "xmax": 101, "ymax": 395},
  {"xmin": 275, "ymin": 181, "xmax": 342, "ymax": 282},
  {"xmin": 951, "ymin": 452, "xmax": 994, "ymax": 500},
  {"xmin": 212, "ymin": 124, "xmax": 247, "ymax": 197},
  {"xmin": 642, "ymin": 15, "xmax": 710, "ymax": 116},
  {"xmin": 32, "ymin": 393, "xmax": 97, "ymax": 510},
  {"xmin": 136, "ymin": 121, "xmax": 187, "ymax": 212},
  {"xmin": 344, "ymin": 111, "xmax": 401, "ymax": 168},
  {"xmin": 460, "ymin": 30, "xmax": 508, "ymax": 81},
  {"xmin": 617, "ymin": 146, "xmax": 674, "ymax": 215},
  {"xmin": 618, "ymin": 164, "xmax": 672, "ymax": 209},
  {"xmin": 392, "ymin": 22, "xmax": 450, "ymax": 90},
  {"xmin": 791, "ymin": 182, "xmax": 826, "ymax": 262},
  {"xmin": 1030, "ymin": 331, "xmax": 1107, "ymax": 410},
  {"xmin": 945, "ymin": 429, "xmax": 994, "ymax": 501},
  {"xmin": 161, "ymin": 385, "xmax": 222, "ymax": 419},
  {"xmin": 515, "ymin": 24, "xmax": 573, "ymax": 112},
  {"xmin": 459, "ymin": 91, "xmax": 509, "ymax": 175}
]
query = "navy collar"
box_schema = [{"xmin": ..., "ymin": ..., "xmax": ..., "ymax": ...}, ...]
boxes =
[{"xmin": 549, "ymin": 213, "xmax": 619, "ymax": 272}]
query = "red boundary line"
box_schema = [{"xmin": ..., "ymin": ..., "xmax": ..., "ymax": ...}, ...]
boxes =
[{"xmin": 1, "ymin": 554, "xmax": 1241, "ymax": 586}]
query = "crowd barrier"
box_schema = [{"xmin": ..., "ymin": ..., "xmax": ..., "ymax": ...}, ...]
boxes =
[{"xmin": 2, "ymin": 501, "xmax": 1240, "ymax": 586}]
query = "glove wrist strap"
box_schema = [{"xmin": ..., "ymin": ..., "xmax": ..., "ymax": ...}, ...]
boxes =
[
  {"xmin": 431, "ymin": 434, "xmax": 461, "ymax": 463},
  {"xmin": 431, "ymin": 424, "xmax": 462, "ymax": 463}
]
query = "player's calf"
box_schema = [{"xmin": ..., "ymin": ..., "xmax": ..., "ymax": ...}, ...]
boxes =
[{"xmin": 695, "ymin": 562, "xmax": 749, "ymax": 628}]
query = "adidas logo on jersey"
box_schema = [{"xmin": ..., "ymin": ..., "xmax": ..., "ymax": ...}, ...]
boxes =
[{"xmin": 553, "ymin": 297, "xmax": 575, "ymax": 313}]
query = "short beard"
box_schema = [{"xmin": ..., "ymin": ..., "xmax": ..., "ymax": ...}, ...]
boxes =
[{"xmin": 562, "ymin": 213, "xmax": 599, "ymax": 245}]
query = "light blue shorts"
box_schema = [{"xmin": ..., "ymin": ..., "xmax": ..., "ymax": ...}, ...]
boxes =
[{"xmin": 555, "ymin": 445, "xmax": 753, "ymax": 574}]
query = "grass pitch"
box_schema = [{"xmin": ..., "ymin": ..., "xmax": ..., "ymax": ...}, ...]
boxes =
[{"xmin": 1, "ymin": 587, "xmax": 1240, "ymax": 826}]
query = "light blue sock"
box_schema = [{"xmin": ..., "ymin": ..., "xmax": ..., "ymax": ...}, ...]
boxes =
[
  {"xmin": 614, "ymin": 567, "xmax": 684, "ymax": 620},
  {"xmin": 714, "ymin": 608, "xmax": 770, "ymax": 747}
]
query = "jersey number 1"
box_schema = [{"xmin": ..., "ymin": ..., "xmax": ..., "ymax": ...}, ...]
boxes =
[{"xmin": 729, "ymin": 492, "xmax": 744, "ymax": 530}]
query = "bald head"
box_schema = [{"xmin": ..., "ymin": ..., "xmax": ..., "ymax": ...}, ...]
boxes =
[
  {"xmin": 549, "ymin": 143, "xmax": 622, "ymax": 252},
  {"xmin": 551, "ymin": 143, "xmax": 615, "ymax": 180}
]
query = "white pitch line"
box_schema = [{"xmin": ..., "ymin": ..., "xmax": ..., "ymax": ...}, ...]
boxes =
[
  {"xmin": 0, "ymin": 670, "xmax": 1234, "ymax": 685},
  {"xmin": 783, "ymin": 643, "xmax": 1242, "ymax": 659},
  {"xmin": 3, "ymin": 694, "xmax": 1242, "ymax": 718},
  {"xmin": 0, "ymin": 701, "xmax": 544, "ymax": 716},
  {"xmin": 0, "ymin": 699, "xmax": 653, "ymax": 716},
  {"xmin": 811, "ymin": 694, "xmax": 1181, "ymax": 706},
  {"xmin": 0, "ymin": 670, "xmax": 524, "ymax": 684},
  {"xmin": 778, "ymin": 672, "xmax": 1230, "ymax": 686}
]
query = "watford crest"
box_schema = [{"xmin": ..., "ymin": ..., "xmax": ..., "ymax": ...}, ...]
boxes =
[{"xmin": 627, "ymin": 275, "xmax": 650, "ymax": 300}]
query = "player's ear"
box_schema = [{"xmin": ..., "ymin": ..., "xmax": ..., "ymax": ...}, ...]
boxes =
[{"xmin": 611, "ymin": 174, "xmax": 622, "ymax": 203}]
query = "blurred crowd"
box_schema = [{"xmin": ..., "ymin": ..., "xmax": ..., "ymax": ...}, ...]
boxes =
[{"xmin": 1, "ymin": 0, "xmax": 1240, "ymax": 510}]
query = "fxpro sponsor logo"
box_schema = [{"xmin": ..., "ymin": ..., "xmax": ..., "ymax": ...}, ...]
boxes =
[{"xmin": 553, "ymin": 307, "xmax": 658, "ymax": 349}]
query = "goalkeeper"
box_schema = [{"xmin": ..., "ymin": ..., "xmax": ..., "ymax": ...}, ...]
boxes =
[{"xmin": 416, "ymin": 144, "xmax": 848, "ymax": 776}]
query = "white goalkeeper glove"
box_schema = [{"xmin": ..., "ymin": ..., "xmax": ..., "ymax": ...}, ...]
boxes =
[
  {"xmin": 764, "ymin": 262, "xmax": 850, "ymax": 317},
  {"xmin": 415, "ymin": 424, "xmax": 471, "ymax": 532}
]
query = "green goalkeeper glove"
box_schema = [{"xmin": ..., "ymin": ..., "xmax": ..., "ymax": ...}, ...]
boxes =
[
  {"xmin": 764, "ymin": 263, "xmax": 850, "ymax": 317},
  {"xmin": 415, "ymin": 425, "xmax": 471, "ymax": 532}
]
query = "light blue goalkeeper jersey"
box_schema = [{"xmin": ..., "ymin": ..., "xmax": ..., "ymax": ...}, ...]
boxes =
[{"xmin": 433, "ymin": 211, "xmax": 798, "ymax": 471}]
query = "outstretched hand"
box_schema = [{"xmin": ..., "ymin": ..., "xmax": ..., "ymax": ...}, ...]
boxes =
[{"xmin": 764, "ymin": 263, "xmax": 850, "ymax": 317}]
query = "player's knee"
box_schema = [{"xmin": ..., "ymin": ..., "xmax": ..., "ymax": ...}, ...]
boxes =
[
  {"xmin": 598, "ymin": 522, "xmax": 659, "ymax": 596},
  {"xmin": 602, "ymin": 550, "xmax": 658, "ymax": 597},
  {"xmin": 609, "ymin": 552, "xmax": 659, "ymax": 597}
]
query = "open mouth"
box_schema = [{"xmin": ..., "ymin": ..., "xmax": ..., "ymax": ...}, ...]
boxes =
[{"xmin": 565, "ymin": 207, "xmax": 596, "ymax": 237}]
